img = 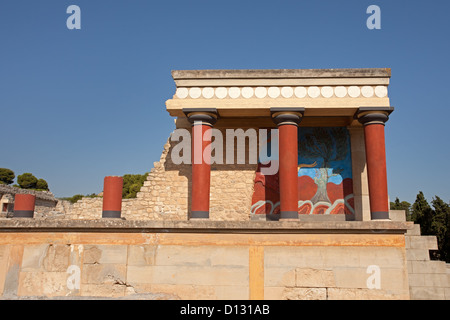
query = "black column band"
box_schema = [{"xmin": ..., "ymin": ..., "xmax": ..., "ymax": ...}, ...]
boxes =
[
  {"xmin": 191, "ymin": 211, "xmax": 209, "ymax": 219},
  {"xmin": 13, "ymin": 210, "xmax": 34, "ymax": 218},
  {"xmin": 371, "ymin": 211, "xmax": 390, "ymax": 220},
  {"xmin": 102, "ymin": 210, "xmax": 121, "ymax": 218},
  {"xmin": 280, "ymin": 211, "xmax": 299, "ymax": 219}
]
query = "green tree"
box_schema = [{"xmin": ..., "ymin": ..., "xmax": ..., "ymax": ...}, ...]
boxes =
[
  {"xmin": 60, "ymin": 193, "xmax": 99, "ymax": 204},
  {"xmin": 17, "ymin": 173, "xmax": 38, "ymax": 189},
  {"xmin": 0, "ymin": 168, "xmax": 15, "ymax": 185},
  {"xmin": 36, "ymin": 179, "xmax": 49, "ymax": 191},
  {"xmin": 122, "ymin": 173, "xmax": 149, "ymax": 199},
  {"xmin": 67, "ymin": 194, "xmax": 84, "ymax": 204},
  {"xmin": 390, "ymin": 197, "xmax": 412, "ymax": 220},
  {"xmin": 411, "ymin": 191, "xmax": 434, "ymax": 235},
  {"xmin": 430, "ymin": 197, "xmax": 450, "ymax": 262}
]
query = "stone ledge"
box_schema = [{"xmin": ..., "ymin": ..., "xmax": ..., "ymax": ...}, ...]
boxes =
[
  {"xmin": 172, "ymin": 68, "xmax": 391, "ymax": 80},
  {"xmin": 0, "ymin": 219, "xmax": 412, "ymax": 234},
  {"xmin": 0, "ymin": 185, "xmax": 57, "ymax": 202}
]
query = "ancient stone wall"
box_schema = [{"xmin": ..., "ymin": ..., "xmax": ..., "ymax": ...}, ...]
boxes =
[
  {"xmin": 133, "ymin": 129, "xmax": 257, "ymax": 221},
  {"xmin": 71, "ymin": 129, "xmax": 258, "ymax": 221},
  {"xmin": 405, "ymin": 224, "xmax": 450, "ymax": 299},
  {"xmin": 0, "ymin": 220, "xmax": 413, "ymax": 300},
  {"xmin": 0, "ymin": 185, "xmax": 58, "ymax": 216}
]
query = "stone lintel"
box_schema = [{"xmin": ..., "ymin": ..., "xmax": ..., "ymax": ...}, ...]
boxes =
[
  {"xmin": 0, "ymin": 219, "xmax": 412, "ymax": 235},
  {"xmin": 172, "ymin": 68, "xmax": 392, "ymax": 82}
]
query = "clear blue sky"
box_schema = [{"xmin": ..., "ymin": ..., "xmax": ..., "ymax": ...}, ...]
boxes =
[{"xmin": 1, "ymin": 0, "xmax": 449, "ymax": 204}]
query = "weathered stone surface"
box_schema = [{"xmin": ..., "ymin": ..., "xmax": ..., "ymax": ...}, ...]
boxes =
[
  {"xmin": 18, "ymin": 271, "xmax": 69, "ymax": 297},
  {"xmin": 411, "ymin": 261, "xmax": 447, "ymax": 274},
  {"xmin": 81, "ymin": 264, "xmax": 127, "ymax": 285},
  {"xmin": 83, "ymin": 245, "xmax": 102, "ymax": 264},
  {"xmin": 21, "ymin": 244, "xmax": 49, "ymax": 271},
  {"xmin": 409, "ymin": 236, "xmax": 438, "ymax": 250},
  {"xmin": 328, "ymin": 288, "xmax": 409, "ymax": 300},
  {"xmin": 409, "ymin": 287, "xmax": 446, "ymax": 300},
  {"xmin": 282, "ymin": 287, "xmax": 327, "ymax": 300},
  {"xmin": 295, "ymin": 268, "xmax": 335, "ymax": 288},
  {"xmin": 264, "ymin": 268, "xmax": 296, "ymax": 287},
  {"xmin": 0, "ymin": 218, "xmax": 411, "ymax": 233},
  {"xmin": 42, "ymin": 245, "xmax": 71, "ymax": 272},
  {"xmin": 127, "ymin": 245, "xmax": 156, "ymax": 266}
]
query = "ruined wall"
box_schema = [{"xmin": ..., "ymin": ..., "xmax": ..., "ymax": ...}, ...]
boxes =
[
  {"xmin": 69, "ymin": 124, "xmax": 369, "ymax": 221},
  {"xmin": 71, "ymin": 127, "xmax": 258, "ymax": 221},
  {"xmin": 0, "ymin": 185, "xmax": 58, "ymax": 216}
]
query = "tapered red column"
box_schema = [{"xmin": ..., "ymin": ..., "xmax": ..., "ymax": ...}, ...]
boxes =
[
  {"xmin": 271, "ymin": 108, "xmax": 304, "ymax": 220},
  {"xmin": 356, "ymin": 107, "xmax": 394, "ymax": 220},
  {"xmin": 14, "ymin": 194, "xmax": 35, "ymax": 218},
  {"xmin": 102, "ymin": 176, "xmax": 123, "ymax": 218},
  {"xmin": 184, "ymin": 108, "xmax": 218, "ymax": 219}
]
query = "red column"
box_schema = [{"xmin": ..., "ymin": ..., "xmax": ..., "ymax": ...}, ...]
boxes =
[
  {"xmin": 356, "ymin": 107, "xmax": 393, "ymax": 220},
  {"xmin": 102, "ymin": 176, "xmax": 123, "ymax": 218},
  {"xmin": 191, "ymin": 123, "xmax": 212, "ymax": 218},
  {"xmin": 14, "ymin": 194, "xmax": 36, "ymax": 218},
  {"xmin": 184, "ymin": 109, "xmax": 218, "ymax": 219},
  {"xmin": 271, "ymin": 108, "xmax": 304, "ymax": 220},
  {"xmin": 364, "ymin": 123, "xmax": 389, "ymax": 219}
]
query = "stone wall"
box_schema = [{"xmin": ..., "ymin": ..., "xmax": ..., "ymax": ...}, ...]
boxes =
[
  {"xmin": 133, "ymin": 130, "xmax": 257, "ymax": 221},
  {"xmin": 71, "ymin": 128, "xmax": 258, "ymax": 221},
  {"xmin": 0, "ymin": 185, "xmax": 58, "ymax": 216},
  {"xmin": 405, "ymin": 224, "xmax": 450, "ymax": 299},
  {"xmin": 0, "ymin": 219, "xmax": 412, "ymax": 300}
]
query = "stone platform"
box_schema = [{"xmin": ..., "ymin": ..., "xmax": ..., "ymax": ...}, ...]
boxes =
[{"xmin": 0, "ymin": 219, "xmax": 415, "ymax": 300}]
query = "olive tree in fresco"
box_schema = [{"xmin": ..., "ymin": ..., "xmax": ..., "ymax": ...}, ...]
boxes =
[{"xmin": 298, "ymin": 127, "xmax": 349, "ymax": 204}]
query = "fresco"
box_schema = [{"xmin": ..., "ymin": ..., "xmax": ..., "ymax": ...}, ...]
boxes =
[{"xmin": 251, "ymin": 127, "xmax": 354, "ymax": 216}]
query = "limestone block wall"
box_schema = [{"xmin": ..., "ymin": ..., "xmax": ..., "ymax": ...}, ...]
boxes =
[
  {"xmin": 132, "ymin": 128, "xmax": 257, "ymax": 221},
  {"xmin": 405, "ymin": 224, "xmax": 450, "ymax": 299},
  {"xmin": 67, "ymin": 198, "xmax": 140, "ymax": 220},
  {"xmin": 0, "ymin": 220, "xmax": 412, "ymax": 300},
  {"xmin": 0, "ymin": 185, "xmax": 58, "ymax": 216}
]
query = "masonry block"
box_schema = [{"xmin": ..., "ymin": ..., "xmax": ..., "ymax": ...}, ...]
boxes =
[
  {"xmin": 295, "ymin": 268, "xmax": 335, "ymax": 288},
  {"xmin": 264, "ymin": 267, "xmax": 296, "ymax": 287},
  {"xmin": 409, "ymin": 236, "xmax": 438, "ymax": 250},
  {"xmin": 81, "ymin": 264, "xmax": 127, "ymax": 285},
  {"xmin": 406, "ymin": 248, "xmax": 430, "ymax": 261},
  {"xmin": 127, "ymin": 245, "xmax": 157, "ymax": 266},
  {"xmin": 410, "ymin": 286, "xmax": 446, "ymax": 300},
  {"xmin": 411, "ymin": 261, "xmax": 447, "ymax": 274},
  {"xmin": 282, "ymin": 287, "xmax": 327, "ymax": 300}
]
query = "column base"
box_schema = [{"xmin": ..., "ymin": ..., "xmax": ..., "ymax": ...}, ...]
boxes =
[
  {"xmin": 102, "ymin": 210, "xmax": 121, "ymax": 218},
  {"xmin": 370, "ymin": 211, "xmax": 389, "ymax": 220},
  {"xmin": 13, "ymin": 210, "xmax": 34, "ymax": 218},
  {"xmin": 280, "ymin": 211, "xmax": 299, "ymax": 220},
  {"xmin": 190, "ymin": 211, "xmax": 209, "ymax": 219}
]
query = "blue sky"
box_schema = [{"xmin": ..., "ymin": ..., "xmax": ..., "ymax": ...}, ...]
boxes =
[{"xmin": 1, "ymin": 0, "xmax": 449, "ymax": 204}]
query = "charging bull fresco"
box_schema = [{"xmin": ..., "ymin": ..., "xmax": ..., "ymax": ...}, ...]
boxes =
[{"xmin": 251, "ymin": 127, "xmax": 354, "ymax": 216}]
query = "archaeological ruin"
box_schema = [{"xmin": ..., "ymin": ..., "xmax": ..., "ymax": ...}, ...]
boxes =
[{"xmin": 0, "ymin": 68, "xmax": 448, "ymax": 300}]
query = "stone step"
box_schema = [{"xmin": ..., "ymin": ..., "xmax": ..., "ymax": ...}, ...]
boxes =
[
  {"xmin": 406, "ymin": 224, "xmax": 421, "ymax": 236},
  {"xmin": 406, "ymin": 235, "xmax": 438, "ymax": 250}
]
